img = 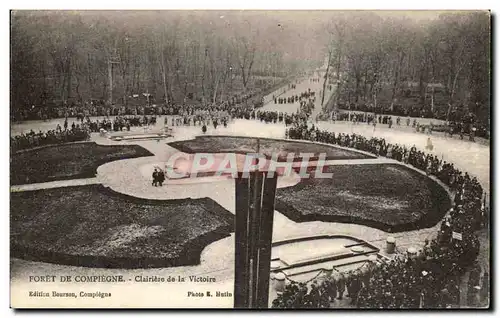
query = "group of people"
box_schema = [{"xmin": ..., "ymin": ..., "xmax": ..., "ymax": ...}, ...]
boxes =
[
  {"xmin": 273, "ymin": 89, "xmax": 317, "ymax": 105},
  {"xmin": 11, "ymin": 122, "xmax": 90, "ymax": 152},
  {"xmin": 166, "ymin": 99, "xmax": 311, "ymax": 134},
  {"xmin": 170, "ymin": 108, "xmax": 230, "ymax": 129},
  {"xmin": 338, "ymin": 102, "xmax": 446, "ymax": 120},
  {"xmin": 255, "ymin": 110, "xmax": 309, "ymax": 126},
  {"xmin": 274, "ymin": 96, "xmax": 298, "ymax": 104},
  {"xmin": 231, "ymin": 108, "xmax": 310, "ymax": 127},
  {"xmin": 330, "ymin": 111, "xmax": 482, "ymax": 141},
  {"xmin": 335, "ymin": 111, "xmax": 428, "ymax": 129},
  {"xmin": 272, "ymin": 264, "xmax": 372, "ymax": 309},
  {"xmin": 11, "ymin": 113, "xmax": 162, "ymax": 152},
  {"xmin": 272, "ymin": 123, "xmax": 488, "ymax": 308},
  {"xmin": 151, "ymin": 167, "xmax": 166, "ymax": 187},
  {"xmin": 337, "ymin": 103, "xmax": 488, "ymax": 139},
  {"xmin": 75, "ymin": 115, "xmax": 159, "ymax": 133},
  {"xmin": 111, "ymin": 115, "xmax": 157, "ymax": 131},
  {"xmin": 11, "ymin": 78, "xmax": 290, "ymax": 122}
]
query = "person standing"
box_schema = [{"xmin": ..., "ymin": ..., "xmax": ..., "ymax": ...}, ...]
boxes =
[
  {"xmin": 448, "ymin": 277, "xmax": 461, "ymax": 307},
  {"xmin": 480, "ymin": 272, "xmax": 489, "ymax": 305},
  {"xmin": 467, "ymin": 262, "xmax": 482, "ymax": 307},
  {"xmin": 152, "ymin": 168, "xmax": 158, "ymax": 187},
  {"xmin": 439, "ymin": 288, "xmax": 453, "ymax": 308},
  {"xmin": 470, "ymin": 125, "xmax": 476, "ymax": 142},
  {"xmin": 349, "ymin": 275, "xmax": 362, "ymax": 305},
  {"xmin": 337, "ymin": 274, "xmax": 346, "ymax": 300},
  {"xmin": 158, "ymin": 169, "xmax": 165, "ymax": 187},
  {"xmin": 426, "ymin": 137, "xmax": 434, "ymax": 151},
  {"xmin": 327, "ymin": 278, "xmax": 337, "ymax": 303}
]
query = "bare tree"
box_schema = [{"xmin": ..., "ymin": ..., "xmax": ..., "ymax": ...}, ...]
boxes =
[
  {"xmin": 10, "ymin": 11, "xmax": 490, "ymax": 125},
  {"xmin": 234, "ymin": 33, "xmax": 256, "ymax": 90}
]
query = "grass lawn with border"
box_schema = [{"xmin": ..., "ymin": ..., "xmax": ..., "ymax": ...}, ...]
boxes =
[
  {"xmin": 275, "ymin": 163, "xmax": 451, "ymax": 233},
  {"xmin": 10, "ymin": 184, "xmax": 234, "ymax": 268},
  {"xmin": 10, "ymin": 142, "xmax": 154, "ymax": 185},
  {"xmin": 168, "ymin": 136, "xmax": 374, "ymax": 161}
]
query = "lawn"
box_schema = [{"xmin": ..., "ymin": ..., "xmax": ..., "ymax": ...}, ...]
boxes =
[
  {"xmin": 275, "ymin": 163, "xmax": 451, "ymax": 232},
  {"xmin": 10, "ymin": 142, "xmax": 154, "ymax": 185},
  {"xmin": 168, "ymin": 136, "xmax": 374, "ymax": 161},
  {"xmin": 10, "ymin": 185, "xmax": 235, "ymax": 268}
]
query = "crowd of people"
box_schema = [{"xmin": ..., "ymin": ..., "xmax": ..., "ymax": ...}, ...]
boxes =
[
  {"xmin": 271, "ymin": 123, "xmax": 488, "ymax": 309},
  {"xmin": 11, "ymin": 114, "xmax": 163, "ymax": 152},
  {"xmin": 338, "ymin": 102, "xmax": 442, "ymax": 119},
  {"xmin": 334, "ymin": 112, "xmax": 395, "ymax": 126},
  {"xmin": 160, "ymin": 87, "xmax": 313, "ymax": 133},
  {"xmin": 12, "ymin": 77, "xmax": 305, "ymax": 141},
  {"xmin": 336, "ymin": 103, "xmax": 488, "ymax": 139},
  {"xmin": 330, "ymin": 111, "xmax": 482, "ymax": 141},
  {"xmin": 334, "ymin": 111, "xmax": 429, "ymax": 134},
  {"xmin": 13, "ymin": 97, "xmax": 250, "ymax": 122},
  {"xmin": 184, "ymin": 107, "xmax": 306, "ymax": 131},
  {"xmin": 273, "ymin": 89, "xmax": 316, "ymax": 105},
  {"xmin": 11, "ymin": 104, "xmax": 301, "ymax": 152},
  {"xmin": 11, "ymin": 78, "xmax": 291, "ymax": 122},
  {"xmin": 10, "ymin": 121, "xmax": 90, "ymax": 152},
  {"xmin": 84, "ymin": 115, "xmax": 158, "ymax": 133}
]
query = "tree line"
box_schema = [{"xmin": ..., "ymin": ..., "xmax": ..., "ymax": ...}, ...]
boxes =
[
  {"xmin": 11, "ymin": 11, "xmax": 491, "ymax": 125},
  {"xmin": 322, "ymin": 11, "xmax": 490, "ymax": 125},
  {"xmin": 11, "ymin": 11, "xmax": 322, "ymax": 109}
]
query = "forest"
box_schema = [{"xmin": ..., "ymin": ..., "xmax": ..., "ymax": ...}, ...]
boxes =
[
  {"xmin": 323, "ymin": 11, "xmax": 490, "ymax": 124},
  {"xmin": 11, "ymin": 11, "xmax": 324, "ymax": 109}
]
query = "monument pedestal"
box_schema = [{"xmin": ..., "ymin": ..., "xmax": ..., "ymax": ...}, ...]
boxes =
[{"xmin": 234, "ymin": 171, "xmax": 278, "ymax": 308}]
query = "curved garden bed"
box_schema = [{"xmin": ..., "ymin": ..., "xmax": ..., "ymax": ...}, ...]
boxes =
[
  {"xmin": 168, "ymin": 135, "xmax": 375, "ymax": 161},
  {"xmin": 10, "ymin": 184, "xmax": 234, "ymax": 268},
  {"xmin": 10, "ymin": 142, "xmax": 154, "ymax": 185},
  {"xmin": 275, "ymin": 163, "xmax": 451, "ymax": 233}
]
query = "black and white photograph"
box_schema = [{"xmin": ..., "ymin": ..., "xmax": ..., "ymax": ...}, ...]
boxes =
[{"xmin": 9, "ymin": 9, "xmax": 491, "ymax": 309}]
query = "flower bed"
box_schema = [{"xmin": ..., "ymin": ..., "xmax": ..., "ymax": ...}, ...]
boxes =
[
  {"xmin": 10, "ymin": 142, "xmax": 154, "ymax": 185},
  {"xmin": 10, "ymin": 184, "xmax": 235, "ymax": 268},
  {"xmin": 275, "ymin": 164, "xmax": 451, "ymax": 232},
  {"xmin": 168, "ymin": 136, "xmax": 374, "ymax": 161}
]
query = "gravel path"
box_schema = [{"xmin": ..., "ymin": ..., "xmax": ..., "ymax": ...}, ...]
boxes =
[{"xmin": 10, "ymin": 178, "xmax": 100, "ymax": 192}]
